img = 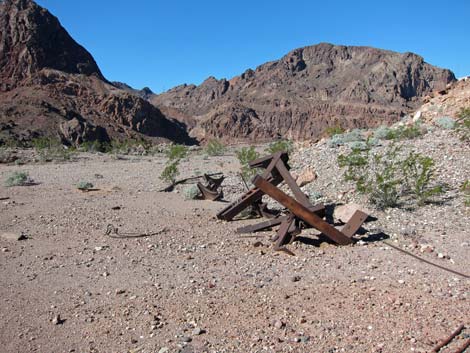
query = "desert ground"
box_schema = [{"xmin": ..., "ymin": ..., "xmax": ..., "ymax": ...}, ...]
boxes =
[{"xmin": 0, "ymin": 128, "xmax": 469, "ymax": 353}]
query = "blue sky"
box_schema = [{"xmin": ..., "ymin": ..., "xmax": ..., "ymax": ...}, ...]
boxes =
[{"xmin": 36, "ymin": 0, "xmax": 470, "ymax": 93}]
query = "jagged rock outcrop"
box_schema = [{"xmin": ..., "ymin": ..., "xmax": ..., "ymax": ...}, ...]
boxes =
[
  {"xmin": 152, "ymin": 43, "xmax": 456, "ymax": 141},
  {"xmin": 0, "ymin": 0, "xmax": 193, "ymax": 145}
]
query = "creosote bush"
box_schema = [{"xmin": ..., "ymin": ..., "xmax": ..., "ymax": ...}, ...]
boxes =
[
  {"xmin": 461, "ymin": 180, "xmax": 470, "ymax": 207},
  {"xmin": 160, "ymin": 160, "xmax": 180, "ymax": 185},
  {"xmin": 31, "ymin": 137, "xmax": 73, "ymax": 161},
  {"xmin": 265, "ymin": 140, "xmax": 293, "ymax": 154},
  {"xmin": 435, "ymin": 117, "xmax": 456, "ymax": 130},
  {"xmin": 236, "ymin": 146, "xmax": 260, "ymax": 183},
  {"xmin": 165, "ymin": 144, "xmax": 188, "ymax": 161},
  {"xmin": 324, "ymin": 126, "xmax": 345, "ymax": 137},
  {"xmin": 205, "ymin": 139, "xmax": 226, "ymax": 156},
  {"xmin": 338, "ymin": 143, "xmax": 443, "ymax": 209},
  {"xmin": 5, "ymin": 171, "xmax": 31, "ymax": 187}
]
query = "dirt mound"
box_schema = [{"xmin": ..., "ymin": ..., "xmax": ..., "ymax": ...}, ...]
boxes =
[
  {"xmin": 152, "ymin": 43, "xmax": 456, "ymax": 142},
  {"xmin": 0, "ymin": 0, "xmax": 194, "ymax": 145}
]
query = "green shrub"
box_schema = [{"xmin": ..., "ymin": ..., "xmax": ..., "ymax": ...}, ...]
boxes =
[
  {"xmin": 5, "ymin": 171, "xmax": 31, "ymax": 187},
  {"xmin": 436, "ymin": 117, "xmax": 456, "ymax": 130},
  {"xmin": 236, "ymin": 146, "xmax": 260, "ymax": 182},
  {"xmin": 374, "ymin": 126, "xmax": 394, "ymax": 140},
  {"xmin": 160, "ymin": 161, "xmax": 180, "ymax": 184},
  {"xmin": 402, "ymin": 152, "xmax": 443, "ymax": 206},
  {"xmin": 324, "ymin": 126, "xmax": 345, "ymax": 137},
  {"xmin": 31, "ymin": 137, "xmax": 61, "ymax": 150},
  {"xmin": 205, "ymin": 139, "xmax": 226, "ymax": 156},
  {"xmin": 79, "ymin": 140, "xmax": 111, "ymax": 153},
  {"xmin": 265, "ymin": 140, "xmax": 293, "ymax": 154},
  {"xmin": 165, "ymin": 144, "xmax": 188, "ymax": 161},
  {"xmin": 77, "ymin": 181, "xmax": 94, "ymax": 191},
  {"xmin": 338, "ymin": 144, "xmax": 443, "ymax": 208},
  {"xmin": 31, "ymin": 137, "xmax": 74, "ymax": 161},
  {"xmin": 328, "ymin": 129, "xmax": 364, "ymax": 147},
  {"xmin": 183, "ymin": 185, "xmax": 200, "ymax": 200},
  {"xmin": 396, "ymin": 123, "xmax": 424, "ymax": 140}
]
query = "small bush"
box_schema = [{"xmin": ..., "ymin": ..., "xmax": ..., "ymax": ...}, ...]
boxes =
[
  {"xmin": 160, "ymin": 161, "xmax": 180, "ymax": 184},
  {"xmin": 236, "ymin": 146, "xmax": 260, "ymax": 182},
  {"xmin": 77, "ymin": 181, "xmax": 94, "ymax": 191},
  {"xmin": 183, "ymin": 185, "xmax": 200, "ymax": 200},
  {"xmin": 436, "ymin": 117, "xmax": 456, "ymax": 130},
  {"xmin": 402, "ymin": 152, "xmax": 443, "ymax": 206},
  {"xmin": 79, "ymin": 140, "xmax": 111, "ymax": 153},
  {"xmin": 31, "ymin": 137, "xmax": 61, "ymax": 150},
  {"xmin": 374, "ymin": 126, "xmax": 394, "ymax": 140},
  {"xmin": 205, "ymin": 139, "xmax": 226, "ymax": 156},
  {"xmin": 397, "ymin": 123, "xmax": 424, "ymax": 140},
  {"xmin": 338, "ymin": 143, "xmax": 443, "ymax": 208},
  {"xmin": 165, "ymin": 144, "xmax": 188, "ymax": 161},
  {"xmin": 328, "ymin": 129, "xmax": 364, "ymax": 147},
  {"xmin": 5, "ymin": 171, "xmax": 31, "ymax": 187},
  {"xmin": 324, "ymin": 126, "xmax": 345, "ymax": 137},
  {"xmin": 265, "ymin": 140, "xmax": 293, "ymax": 154}
]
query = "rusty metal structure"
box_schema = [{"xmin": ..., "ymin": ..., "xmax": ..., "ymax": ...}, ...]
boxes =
[
  {"xmin": 217, "ymin": 151, "xmax": 368, "ymax": 253},
  {"xmin": 198, "ymin": 174, "xmax": 224, "ymax": 201}
]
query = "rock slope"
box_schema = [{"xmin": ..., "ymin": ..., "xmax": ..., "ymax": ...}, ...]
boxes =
[
  {"xmin": 152, "ymin": 43, "xmax": 456, "ymax": 141},
  {"xmin": 0, "ymin": 0, "xmax": 193, "ymax": 145}
]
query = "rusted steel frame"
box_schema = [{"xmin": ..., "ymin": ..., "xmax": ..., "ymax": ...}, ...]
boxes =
[
  {"xmin": 252, "ymin": 201, "xmax": 280, "ymax": 219},
  {"xmin": 454, "ymin": 338, "xmax": 470, "ymax": 353},
  {"xmin": 341, "ymin": 210, "xmax": 368, "ymax": 238},
  {"xmin": 274, "ymin": 215, "xmax": 295, "ymax": 249},
  {"xmin": 249, "ymin": 151, "xmax": 288, "ymax": 169},
  {"xmin": 274, "ymin": 159, "xmax": 312, "ymax": 208},
  {"xmin": 432, "ymin": 324, "xmax": 465, "ymax": 352},
  {"xmin": 197, "ymin": 182, "xmax": 223, "ymax": 201},
  {"xmin": 236, "ymin": 216, "xmax": 287, "ymax": 234},
  {"xmin": 216, "ymin": 174, "xmax": 283, "ymax": 220},
  {"xmin": 253, "ymin": 175, "xmax": 352, "ymax": 245},
  {"xmin": 204, "ymin": 174, "xmax": 224, "ymax": 190}
]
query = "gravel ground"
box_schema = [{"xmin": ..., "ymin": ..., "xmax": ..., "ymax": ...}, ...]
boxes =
[{"xmin": 0, "ymin": 126, "xmax": 469, "ymax": 353}]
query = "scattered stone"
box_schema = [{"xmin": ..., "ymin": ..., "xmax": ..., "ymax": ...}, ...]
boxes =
[
  {"xmin": 115, "ymin": 289, "xmax": 126, "ymax": 295},
  {"xmin": 291, "ymin": 276, "xmax": 301, "ymax": 282},
  {"xmin": 274, "ymin": 320, "xmax": 285, "ymax": 329},
  {"xmin": 158, "ymin": 348, "xmax": 169, "ymax": 353},
  {"xmin": 1, "ymin": 247, "xmax": 9, "ymax": 252},
  {"xmin": 296, "ymin": 167, "xmax": 317, "ymax": 187},
  {"xmin": 181, "ymin": 336, "xmax": 192, "ymax": 343},
  {"xmin": 52, "ymin": 314, "xmax": 64, "ymax": 325},
  {"xmin": 334, "ymin": 203, "xmax": 370, "ymax": 223},
  {"xmin": 0, "ymin": 232, "xmax": 27, "ymax": 241},
  {"xmin": 192, "ymin": 327, "xmax": 204, "ymax": 335},
  {"xmin": 253, "ymin": 241, "xmax": 263, "ymax": 248},
  {"xmin": 300, "ymin": 336, "xmax": 310, "ymax": 343}
]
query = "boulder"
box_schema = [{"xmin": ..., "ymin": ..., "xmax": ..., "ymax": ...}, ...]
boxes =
[{"xmin": 297, "ymin": 168, "xmax": 317, "ymax": 187}]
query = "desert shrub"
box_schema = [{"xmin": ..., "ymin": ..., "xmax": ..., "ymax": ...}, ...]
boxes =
[
  {"xmin": 265, "ymin": 140, "xmax": 293, "ymax": 154},
  {"xmin": 338, "ymin": 143, "xmax": 443, "ymax": 208},
  {"xmin": 183, "ymin": 185, "xmax": 200, "ymax": 200},
  {"xmin": 338, "ymin": 145, "xmax": 403, "ymax": 209},
  {"xmin": 402, "ymin": 152, "xmax": 443, "ymax": 206},
  {"xmin": 436, "ymin": 117, "xmax": 456, "ymax": 130},
  {"xmin": 324, "ymin": 126, "xmax": 345, "ymax": 137},
  {"xmin": 396, "ymin": 123, "xmax": 424, "ymax": 140},
  {"xmin": 31, "ymin": 136, "xmax": 74, "ymax": 161},
  {"xmin": 328, "ymin": 129, "xmax": 364, "ymax": 147},
  {"xmin": 77, "ymin": 181, "xmax": 94, "ymax": 191},
  {"xmin": 165, "ymin": 144, "xmax": 188, "ymax": 161},
  {"xmin": 4, "ymin": 171, "xmax": 31, "ymax": 187},
  {"xmin": 160, "ymin": 160, "xmax": 180, "ymax": 184},
  {"xmin": 236, "ymin": 146, "xmax": 260, "ymax": 182},
  {"xmin": 205, "ymin": 139, "xmax": 226, "ymax": 156},
  {"xmin": 374, "ymin": 126, "xmax": 395, "ymax": 140}
]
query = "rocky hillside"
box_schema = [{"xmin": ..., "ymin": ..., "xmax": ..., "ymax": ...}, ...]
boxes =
[
  {"xmin": 152, "ymin": 43, "xmax": 456, "ymax": 141},
  {"xmin": 0, "ymin": 0, "xmax": 193, "ymax": 145}
]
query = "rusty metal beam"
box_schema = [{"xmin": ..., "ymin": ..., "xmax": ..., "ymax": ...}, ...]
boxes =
[
  {"xmin": 253, "ymin": 175, "xmax": 353, "ymax": 245},
  {"xmin": 236, "ymin": 217, "xmax": 287, "ymax": 234},
  {"xmin": 197, "ymin": 182, "xmax": 223, "ymax": 201}
]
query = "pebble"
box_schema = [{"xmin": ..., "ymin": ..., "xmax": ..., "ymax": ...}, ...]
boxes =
[
  {"xmin": 158, "ymin": 348, "xmax": 169, "ymax": 353},
  {"xmin": 274, "ymin": 320, "xmax": 285, "ymax": 329},
  {"xmin": 181, "ymin": 336, "xmax": 192, "ymax": 343},
  {"xmin": 291, "ymin": 276, "xmax": 301, "ymax": 282},
  {"xmin": 192, "ymin": 327, "xmax": 204, "ymax": 335},
  {"xmin": 52, "ymin": 314, "xmax": 63, "ymax": 325}
]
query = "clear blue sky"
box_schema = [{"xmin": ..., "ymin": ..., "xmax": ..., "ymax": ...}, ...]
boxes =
[{"xmin": 36, "ymin": 0, "xmax": 470, "ymax": 93}]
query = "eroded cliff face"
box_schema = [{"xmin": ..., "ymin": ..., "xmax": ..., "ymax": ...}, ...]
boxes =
[
  {"xmin": 0, "ymin": 0, "xmax": 194, "ymax": 145},
  {"xmin": 152, "ymin": 43, "xmax": 456, "ymax": 141}
]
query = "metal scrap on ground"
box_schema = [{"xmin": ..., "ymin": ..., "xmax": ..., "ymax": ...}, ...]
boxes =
[{"xmin": 217, "ymin": 151, "xmax": 369, "ymax": 254}]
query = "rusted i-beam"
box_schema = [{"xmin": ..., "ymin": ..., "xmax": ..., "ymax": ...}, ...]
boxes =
[
  {"xmin": 432, "ymin": 324, "xmax": 465, "ymax": 352},
  {"xmin": 252, "ymin": 175, "xmax": 352, "ymax": 245}
]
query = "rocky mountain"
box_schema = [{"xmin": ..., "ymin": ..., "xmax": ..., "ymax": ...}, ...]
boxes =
[
  {"xmin": 111, "ymin": 82, "xmax": 155, "ymax": 101},
  {"xmin": 152, "ymin": 43, "xmax": 456, "ymax": 141},
  {"xmin": 0, "ymin": 0, "xmax": 193, "ymax": 145}
]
